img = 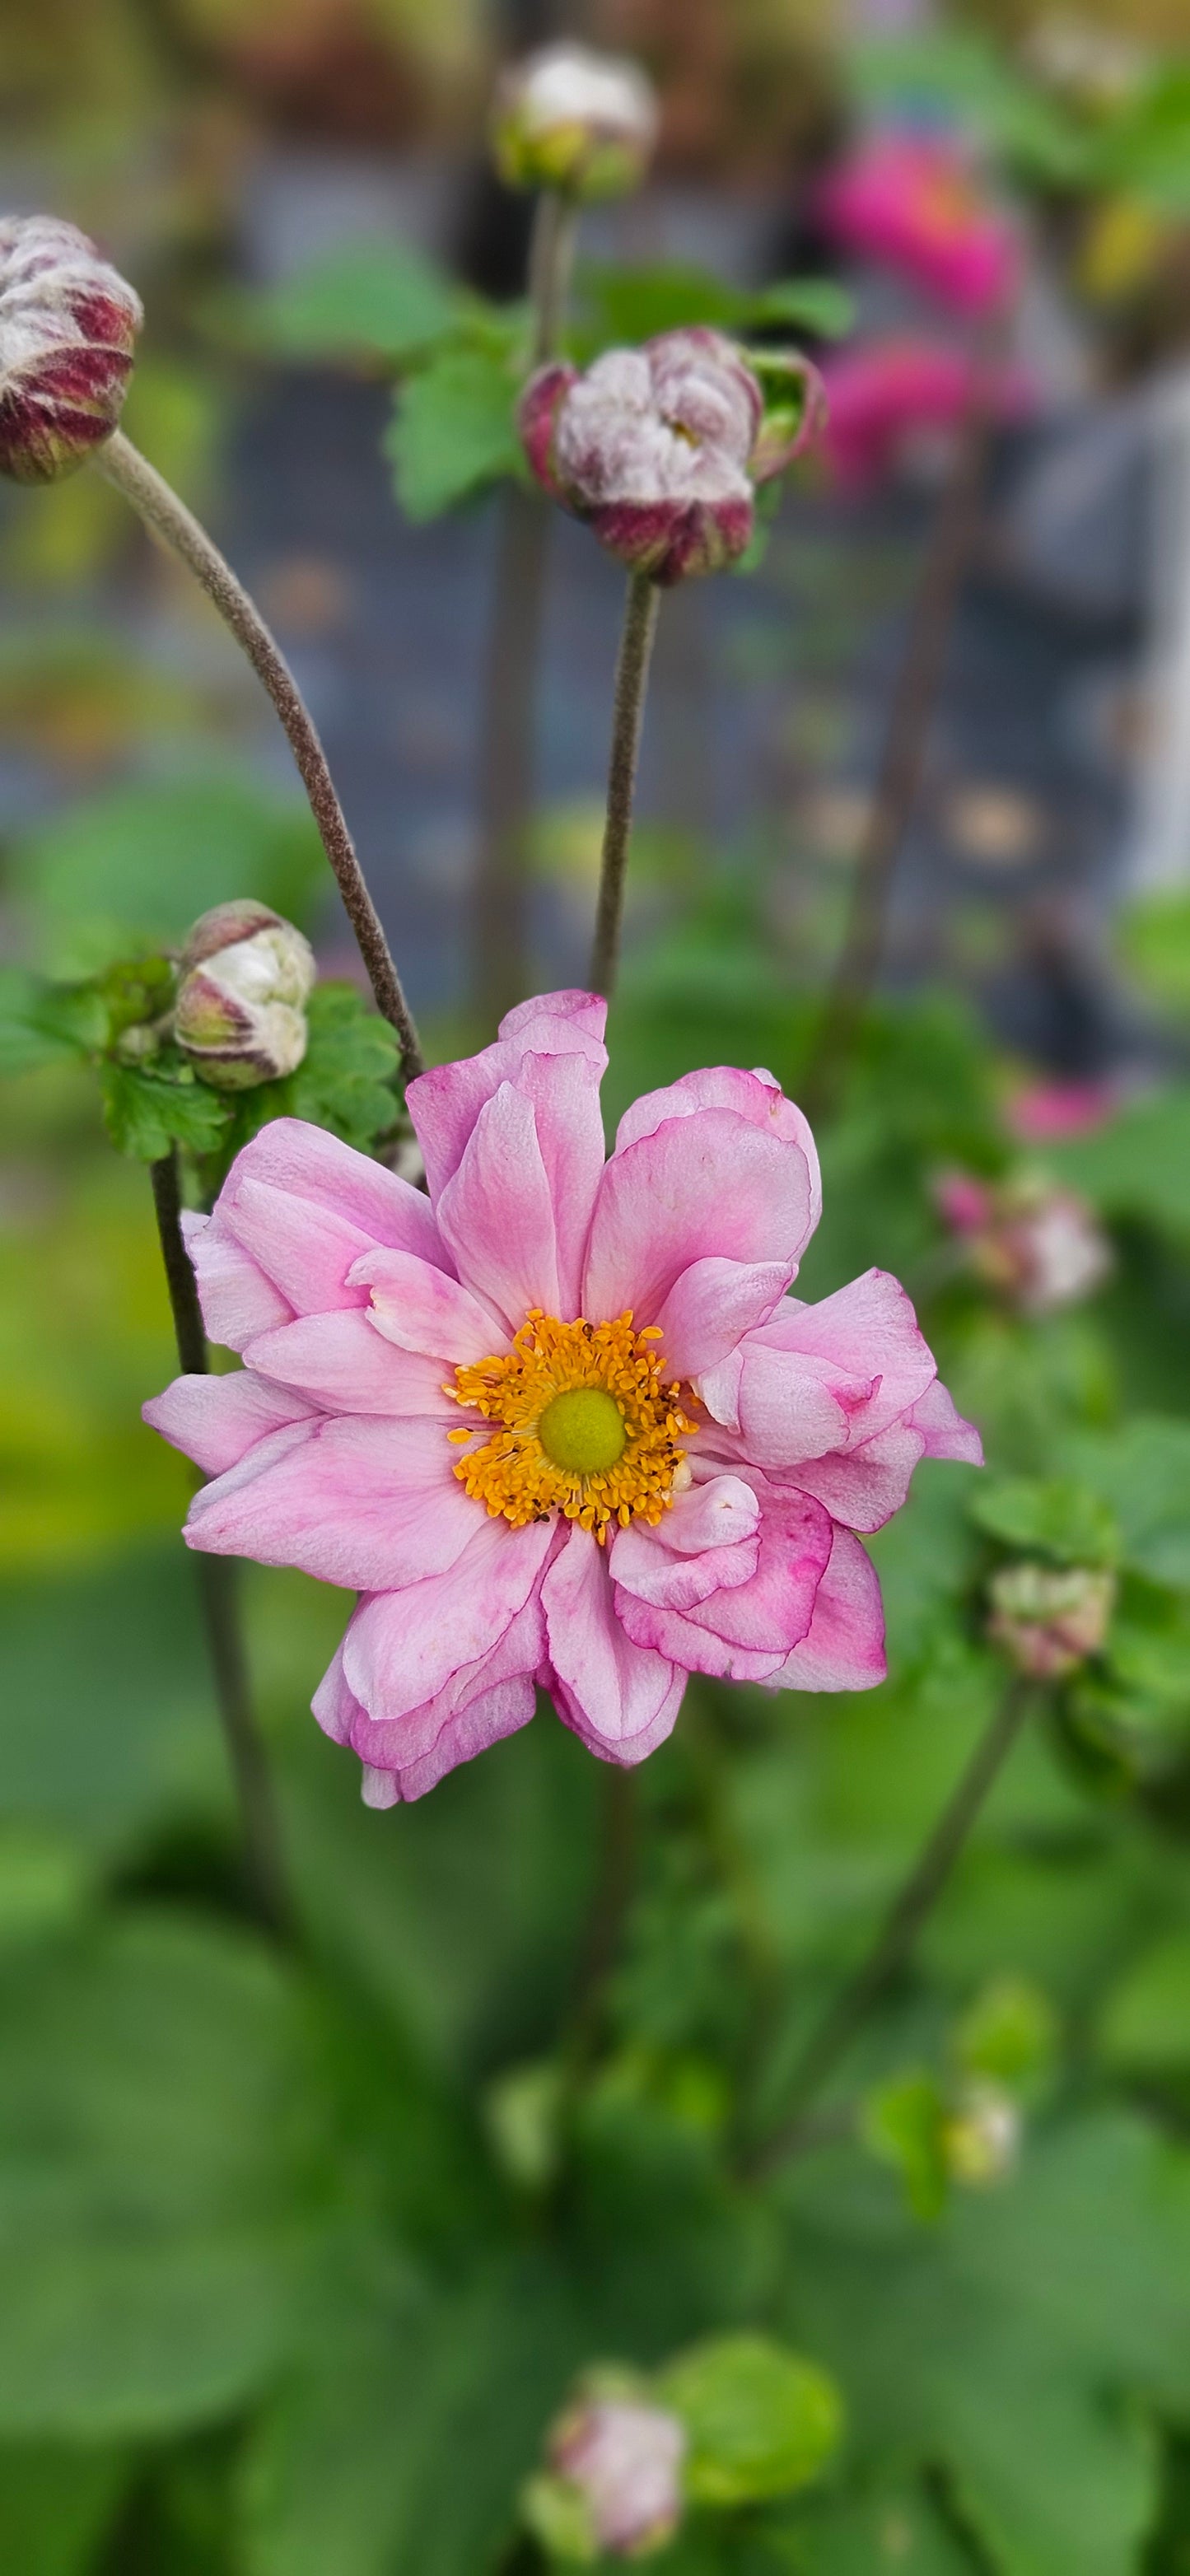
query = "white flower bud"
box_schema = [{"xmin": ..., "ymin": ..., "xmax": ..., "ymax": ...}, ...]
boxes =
[
  {"xmin": 492, "ymin": 43, "xmax": 658, "ymax": 200},
  {"xmin": 549, "ymin": 2397, "xmax": 687, "ymax": 2557},
  {"xmin": 174, "ymin": 900, "xmax": 315, "ymax": 1090},
  {"xmin": 0, "ymin": 214, "xmax": 142, "ymax": 483},
  {"xmin": 987, "ymin": 1561, "xmax": 1116, "ymax": 1679}
]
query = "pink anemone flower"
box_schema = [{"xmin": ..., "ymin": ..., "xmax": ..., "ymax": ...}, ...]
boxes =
[
  {"xmin": 819, "ymin": 337, "xmax": 1029, "ymax": 492},
  {"xmin": 145, "ymin": 992, "xmax": 980, "ymax": 1804},
  {"xmin": 815, "ymin": 133, "xmax": 1020, "ymax": 317}
]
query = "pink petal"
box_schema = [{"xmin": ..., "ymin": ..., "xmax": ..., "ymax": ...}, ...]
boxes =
[
  {"xmin": 583, "ymin": 1108, "xmax": 817, "ymax": 1328},
  {"xmin": 362, "ymin": 1679, "xmax": 538, "ymax": 1804},
  {"xmin": 341, "ymin": 1514, "xmax": 555, "ymax": 1731},
  {"xmin": 182, "ymin": 1211, "xmax": 292, "ymax": 1352},
  {"xmin": 760, "ymin": 1270, "xmax": 935, "ymax": 1441},
  {"xmin": 219, "ymin": 1116, "xmax": 445, "ymax": 1265},
  {"xmin": 184, "ymin": 1414, "xmax": 479, "ymax": 1590},
  {"xmin": 347, "ymin": 1246, "xmax": 506, "ymax": 1365},
  {"xmin": 435, "ymin": 1082, "xmax": 561, "ymax": 1328},
  {"xmin": 910, "ymin": 1377, "xmax": 983, "ymax": 1464},
  {"xmin": 241, "ymin": 1310, "xmax": 457, "ymax": 1416},
  {"xmin": 217, "ymin": 1176, "xmax": 376, "ymax": 1318},
  {"xmin": 318, "ymin": 1589, "xmax": 545, "ymax": 1790},
  {"xmin": 614, "ymin": 1066, "xmax": 821, "ymax": 1239},
  {"xmin": 655, "ymin": 1257, "xmax": 793, "ymax": 1379},
  {"xmin": 771, "ymin": 1528, "xmax": 886, "ymax": 1692},
  {"xmin": 790, "ymin": 1417, "xmax": 927, "ymax": 1533},
  {"xmin": 542, "ymin": 1524, "xmax": 685, "ymax": 1761},
  {"xmin": 615, "ymin": 1487, "xmax": 833, "ymax": 1682},
  {"xmin": 699, "ymin": 1342, "xmax": 866, "ymax": 1466},
  {"xmin": 142, "ymin": 1369, "xmax": 317, "ymax": 1474},
  {"xmin": 408, "ymin": 988, "xmax": 607, "ymax": 1202},
  {"xmin": 609, "ymin": 1476, "xmax": 760, "ymax": 1612}
]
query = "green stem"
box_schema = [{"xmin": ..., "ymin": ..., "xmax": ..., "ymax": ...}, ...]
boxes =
[
  {"xmin": 149, "ymin": 1149, "xmax": 296, "ymax": 1944},
  {"xmin": 527, "ymin": 189, "xmax": 577, "ymax": 367},
  {"xmin": 589, "ymin": 571, "xmax": 661, "ymax": 999},
  {"xmin": 749, "ymin": 1678, "xmax": 1033, "ymax": 2177},
  {"xmin": 98, "ymin": 429, "xmax": 422, "ymax": 1082}
]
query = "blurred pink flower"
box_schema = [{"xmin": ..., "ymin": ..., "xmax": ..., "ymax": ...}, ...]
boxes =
[
  {"xmin": 816, "ymin": 133, "xmax": 1020, "ymax": 315},
  {"xmin": 1006, "ymin": 1078, "xmax": 1125, "ymax": 1143},
  {"xmin": 819, "ymin": 337, "xmax": 1029, "ymax": 490},
  {"xmin": 551, "ymin": 2398, "xmax": 686, "ymax": 2556},
  {"xmin": 520, "ymin": 327, "xmax": 825, "ymax": 583},
  {"xmin": 146, "ymin": 992, "xmax": 978, "ymax": 1802},
  {"xmin": 936, "ymin": 1169, "xmax": 1111, "ymax": 1312}
]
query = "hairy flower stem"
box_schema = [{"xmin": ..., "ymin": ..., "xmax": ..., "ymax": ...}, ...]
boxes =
[
  {"xmin": 469, "ymin": 191, "xmax": 574, "ymax": 1030},
  {"xmin": 590, "ymin": 571, "xmax": 661, "ymax": 998},
  {"xmin": 98, "ymin": 429, "xmax": 422, "ymax": 1081},
  {"xmin": 149, "ymin": 1149, "xmax": 296, "ymax": 1944},
  {"xmin": 749, "ymin": 1678, "xmax": 1033, "ymax": 2176},
  {"xmin": 800, "ymin": 392, "xmax": 992, "ymax": 1124}
]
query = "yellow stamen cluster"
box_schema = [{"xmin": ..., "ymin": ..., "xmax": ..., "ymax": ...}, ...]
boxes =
[{"xmin": 446, "ymin": 1309, "xmax": 696, "ymax": 1543}]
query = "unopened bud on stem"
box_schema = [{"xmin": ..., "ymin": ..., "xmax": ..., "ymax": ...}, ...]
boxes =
[
  {"xmin": 492, "ymin": 43, "xmax": 658, "ymax": 201},
  {"xmin": 174, "ymin": 900, "xmax": 315, "ymax": 1090},
  {"xmin": 0, "ymin": 214, "xmax": 142, "ymax": 483},
  {"xmin": 987, "ymin": 1561, "xmax": 1116, "ymax": 1679}
]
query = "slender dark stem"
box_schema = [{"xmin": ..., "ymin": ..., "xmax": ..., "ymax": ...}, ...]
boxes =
[
  {"xmin": 98, "ymin": 429, "xmax": 422, "ymax": 1082},
  {"xmin": 471, "ymin": 483, "xmax": 551, "ymax": 1029},
  {"xmin": 149, "ymin": 1150, "xmax": 295, "ymax": 1943},
  {"xmin": 527, "ymin": 189, "xmax": 577, "ymax": 367},
  {"xmin": 799, "ymin": 389, "xmax": 992, "ymax": 1124},
  {"xmin": 749, "ymin": 1678, "xmax": 1033, "ymax": 2177},
  {"xmin": 589, "ymin": 571, "xmax": 661, "ymax": 999}
]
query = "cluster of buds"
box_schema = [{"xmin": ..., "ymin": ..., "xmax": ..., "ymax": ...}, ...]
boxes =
[
  {"xmin": 528, "ymin": 2385, "xmax": 687, "ymax": 2561},
  {"xmin": 935, "ymin": 1169, "xmax": 1112, "ymax": 1314},
  {"xmin": 520, "ymin": 325, "xmax": 825, "ymax": 586},
  {"xmin": 0, "ymin": 214, "xmax": 141, "ymax": 483},
  {"xmin": 987, "ymin": 1561, "xmax": 1117, "ymax": 1679},
  {"xmin": 173, "ymin": 901, "xmax": 315, "ymax": 1090},
  {"xmin": 492, "ymin": 42, "xmax": 658, "ymax": 201}
]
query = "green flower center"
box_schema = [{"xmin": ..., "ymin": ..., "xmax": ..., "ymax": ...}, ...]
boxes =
[{"xmin": 536, "ymin": 1384, "xmax": 628, "ymax": 1476}]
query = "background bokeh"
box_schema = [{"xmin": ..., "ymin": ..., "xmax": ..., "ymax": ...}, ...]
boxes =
[{"xmin": 7, "ymin": 2, "xmax": 1190, "ymax": 2569}]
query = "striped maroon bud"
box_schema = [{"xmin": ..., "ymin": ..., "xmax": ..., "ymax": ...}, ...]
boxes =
[
  {"xmin": 0, "ymin": 214, "xmax": 142, "ymax": 484},
  {"xmin": 175, "ymin": 902, "xmax": 315, "ymax": 1091}
]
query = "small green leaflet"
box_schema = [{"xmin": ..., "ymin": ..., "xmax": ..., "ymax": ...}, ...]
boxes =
[
  {"xmin": 385, "ymin": 346, "xmax": 527, "ymax": 520},
  {"xmin": 100, "ymin": 1057, "xmax": 231, "ymax": 1163}
]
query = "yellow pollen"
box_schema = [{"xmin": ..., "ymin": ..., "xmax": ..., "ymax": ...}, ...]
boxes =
[{"xmin": 446, "ymin": 1309, "xmax": 698, "ymax": 1545}]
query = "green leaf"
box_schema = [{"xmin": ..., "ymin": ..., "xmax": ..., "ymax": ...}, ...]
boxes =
[
  {"xmin": 385, "ymin": 348, "xmax": 525, "ymax": 520},
  {"xmin": 575, "ymin": 264, "xmax": 853, "ymax": 355},
  {"xmin": 861, "ymin": 2072, "xmax": 950, "ymax": 2223},
  {"xmin": 1046, "ymin": 1087, "xmax": 1190, "ymax": 1241},
  {"xmin": 270, "ymin": 982, "xmax": 399, "ymax": 1152},
  {"xmin": 791, "ymin": 2485, "xmax": 971, "ymax": 2574},
  {"xmin": 0, "ymin": 1911, "xmax": 330, "ymax": 2438},
  {"xmin": 657, "ymin": 2335, "xmax": 842, "ymax": 2507},
  {"xmin": 100, "ymin": 1056, "xmax": 231, "ymax": 1161},
  {"xmin": 1097, "ymin": 1933, "xmax": 1190, "ymax": 2074},
  {"xmin": 970, "ymin": 1476, "xmax": 1120, "ymax": 1568},
  {"xmin": 1058, "ymin": 1419, "xmax": 1190, "ymax": 1589},
  {"xmin": 0, "ymin": 969, "xmax": 106, "ymax": 1076},
  {"xmin": 13, "ymin": 770, "xmax": 325, "ymax": 971},
  {"xmin": 0, "ymin": 2442, "xmax": 128, "ymax": 2576},
  {"xmin": 1119, "ymin": 890, "xmax": 1190, "ymax": 1016},
  {"xmin": 227, "ymin": 242, "xmax": 460, "ymax": 366},
  {"xmin": 954, "ymin": 1976, "xmax": 1057, "ymax": 2092},
  {"xmin": 745, "ymin": 278, "xmax": 854, "ymax": 339}
]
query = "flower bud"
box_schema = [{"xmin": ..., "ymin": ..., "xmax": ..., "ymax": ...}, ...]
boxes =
[
  {"xmin": 941, "ymin": 2079, "xmax": 1020, "ymax": 2187},
  {"xmin": 174, "ymin": 901, "xmax": 315, "ymax": 1091},
  {"xmin": 987, "ymin": 1561, "xmax": 1117, "ymax": 1680},
  {"xmin": 492, "ymin": 43, "xmax": 658, "ymax": 201},
  {"xmin": 0, "ymin": 214, "xmax": 142, "ymax": 483},
  {"xmin": 936, "ymin": 1169, "xmax": 1111, "ymax": 1314},
  {"xmin": 520, "ymin": 327, "xmax": 824, "ymax": 586},
  {"xmin": 547, "ymin": 2396, "xmax": 686, "ymax": 2559}
]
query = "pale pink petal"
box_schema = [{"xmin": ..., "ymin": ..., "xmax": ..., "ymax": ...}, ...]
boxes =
[
  {"xmin": 615, "ymin": 1488, "xmax": 833, "ymax": 1682},
  {"xmin": 184, "ymin": 1414, "xmax": 478, "ymax": 1590},
  {"xmin": 614, "ymin": 1065, "xmax": 821, "ymax": 1238},
  {"xmin": 318, "ymin": 1588, "xmax": 545, "ymax": 1791},
  {"xmin": 770, "ymin": 1527, "xmax": 886, "ymax": 1692},
  {"xmin": 217, "ymin": 1176, "xmax": 376, "ymax": 1317},
  {"xmin": 542, "ymin": 1524, "xmax": 685, "ymax": 1759},
  {"xmin": 435, "ymin": 1083, "xmax": 561, "ymax": 1327},
  {"xmin": 699, "ymin": 1342, "xmax": 866, "ymax": 1466},
  {"xmin": 365, "ymin": 1680, "xmax": 538, "ymax": 1804},
  {"xmin": 342, "ymin": 1515, "xmax": 555, "ymax": 1729},
  {"xmin": 219, "ymin": 1115, "xmax": 445, "ymax": 1266},
  {"xmin": 241, "ymin": 1310, "xmax": 456, "ymax": 1416},
  {"xmin": 761, "ymin": 1270, "xmax": 935, "ymax": 1440},
  {"xmin": 347, "ymin": 1246, "xmax": 506, "ymax": 1365},
  {"xmin": 408, "ymin": 988, "xmax": 607, "ymax": 1208},
  {"xmin": 142, "ymin": 1370, "xmax": 318, "ymax": 1474},
  {"xmin": 609, "ymin": 1476, "xmax": 760, "ymax": 1612},
  {"xmin": 655, "ymin": 1257, "xmax": 793, "ymax": 1379},
  {"xmin": 182, "ymin": 1211, "xmax": 292, "ymax": 1352},
  {"xmin": 790, "ymin": 1417, "xmax": 927, "ymax": 1533},
  {"xmin": 583, "ymin": 1109, "xmax": 817, "ymax": 1327},
  {"xmin": 910, "ymin": 1377, "xmax": 983, "ymax": 1463}
]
